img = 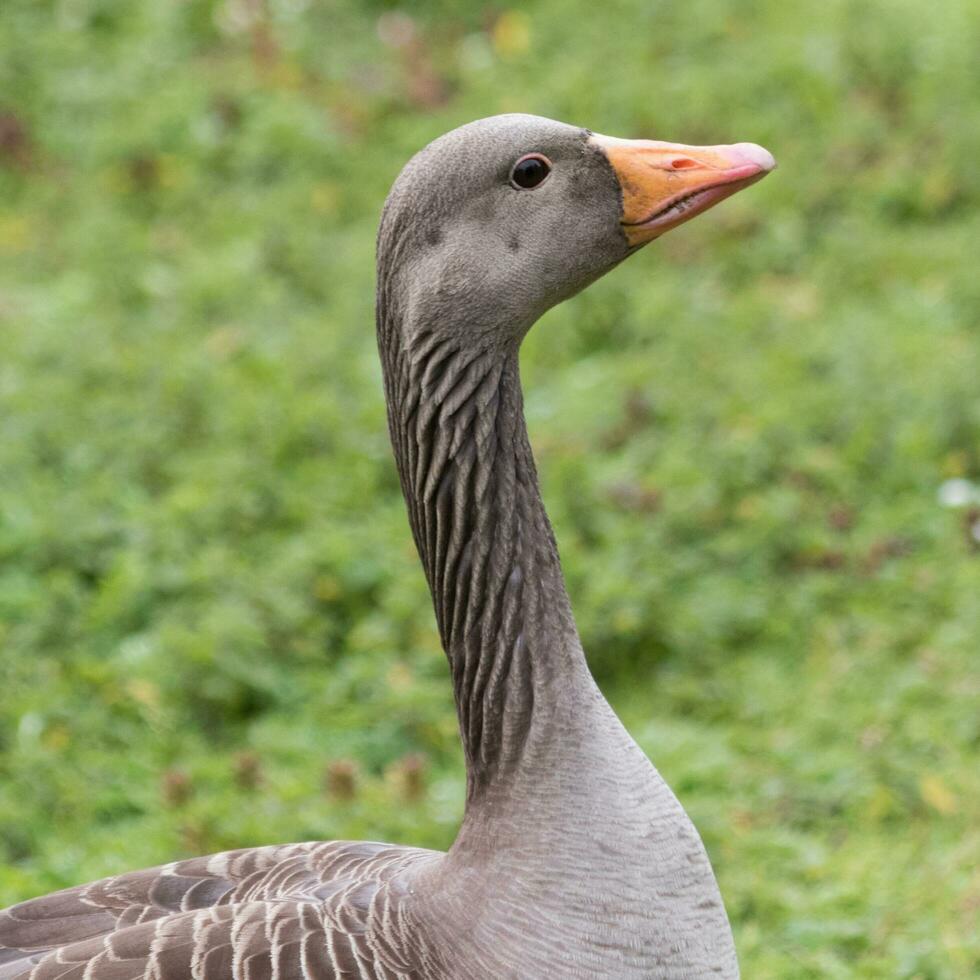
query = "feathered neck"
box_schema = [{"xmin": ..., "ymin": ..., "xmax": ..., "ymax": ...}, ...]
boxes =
[{"xmin": 376, "ymin": 297, "xmax": 593, "ymax": 803}]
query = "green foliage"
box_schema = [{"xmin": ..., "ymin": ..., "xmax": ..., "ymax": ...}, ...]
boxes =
[{"xmin": 1, "ymin": 1, "xmax": 978, "ymax": 976}]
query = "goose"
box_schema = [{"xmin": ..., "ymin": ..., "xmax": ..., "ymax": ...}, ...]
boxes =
[{"xmin": 0, "ymin": 114, "xmax": 774, "ymax": 980}]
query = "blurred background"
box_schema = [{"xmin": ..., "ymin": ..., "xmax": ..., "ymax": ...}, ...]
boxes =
[{"xmin": 1, "ymin": 1, "xmax": 978, "ymax": 975}]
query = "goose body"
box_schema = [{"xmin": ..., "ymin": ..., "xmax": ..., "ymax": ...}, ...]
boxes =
[{"xmin": 0, "ymin": 115, "xmax": 774, "ymax": 979}]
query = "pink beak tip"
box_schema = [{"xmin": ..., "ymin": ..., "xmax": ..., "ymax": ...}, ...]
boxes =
[{"xmin": 731, "ymin": 142, "xmax": 777, "ymax": 173}]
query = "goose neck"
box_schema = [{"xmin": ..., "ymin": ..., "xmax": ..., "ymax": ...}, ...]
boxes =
[{"xmin": 379, "ymin": 315, "xmax": 596, "ymax": 804}]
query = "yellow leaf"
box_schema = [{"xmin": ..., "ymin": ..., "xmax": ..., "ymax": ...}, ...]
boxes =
[
  {"xmin": 310, "ymin": 181, "xmax": 340, "ymax": 215},
  {"xmin": 43, "ymin": 724, "xmax": 70, "ymax": 750},
  {"xmin": 386, "ymin": 662, "xmax": 414, "ymax": 692},
  {"xmin": 492, "ymin": 11, "xmax": 531, "ymax": 58},
  {"xmin": 942, "ymin": 451, "xmax": 968, "ymax": 478},
  {"xmin": 919, "ymin": 774, "xmax": 957, "ymax": 815},
  {"xmin": 127, "ymin": 679, "xmax": 160, "ymax": 710},
  {"xmin": 0, "ymin": 215, "xmax": 32, "ymax": 254}
]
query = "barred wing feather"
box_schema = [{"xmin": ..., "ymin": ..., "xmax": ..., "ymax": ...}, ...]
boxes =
[{"xmin": 0, "ymin": 842, "xmax": 436, "ymax": 980}]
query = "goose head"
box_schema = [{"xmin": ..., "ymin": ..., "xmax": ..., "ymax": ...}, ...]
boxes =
[{"xmin": 378, "ymin": 113, "xmax": 775, "ymax": 351}]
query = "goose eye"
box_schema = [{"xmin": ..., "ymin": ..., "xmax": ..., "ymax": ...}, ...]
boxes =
[{"xmin": 510, "ymin": 154, "xmax": 551, "ymax": 189}]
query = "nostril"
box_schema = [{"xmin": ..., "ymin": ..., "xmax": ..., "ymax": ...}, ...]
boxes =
[{"xmin": 669, "ymin": 157, "xmax": 699, "ymax": 170}]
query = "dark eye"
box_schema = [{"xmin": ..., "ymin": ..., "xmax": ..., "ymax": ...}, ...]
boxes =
[{"xmin": 510, "ymin": 154, "xmax": 551, "ymax": 189}]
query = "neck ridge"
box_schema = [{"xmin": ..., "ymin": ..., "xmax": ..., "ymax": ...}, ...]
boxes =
[{"xmin": 378, "ymin": 305, "xmax": 591, "ymax": 799}]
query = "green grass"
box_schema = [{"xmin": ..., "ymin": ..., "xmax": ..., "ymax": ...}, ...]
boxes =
[{"xmin": 1, "ymin": 1, "xmax": 978, "ymax": 976}]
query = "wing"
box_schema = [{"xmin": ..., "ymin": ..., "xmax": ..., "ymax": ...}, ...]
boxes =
[{"xmin": 0, "ymin": 842, "xmax": 437, "ymax": 980}]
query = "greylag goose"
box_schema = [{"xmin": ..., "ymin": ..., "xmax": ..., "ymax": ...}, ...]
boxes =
[{"xmin": 0, "ymin": 114, "xmax": 774, "ymax": 979}]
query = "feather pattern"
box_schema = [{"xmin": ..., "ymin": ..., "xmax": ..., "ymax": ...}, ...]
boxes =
[{"xmin": 0, "ymin": 843, "xmax": 438, "ymax": 980}]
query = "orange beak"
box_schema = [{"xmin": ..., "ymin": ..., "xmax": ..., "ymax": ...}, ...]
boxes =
[{"xmin": 590, "ymin": 134, "xmax": 776, "ymax": 247}]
